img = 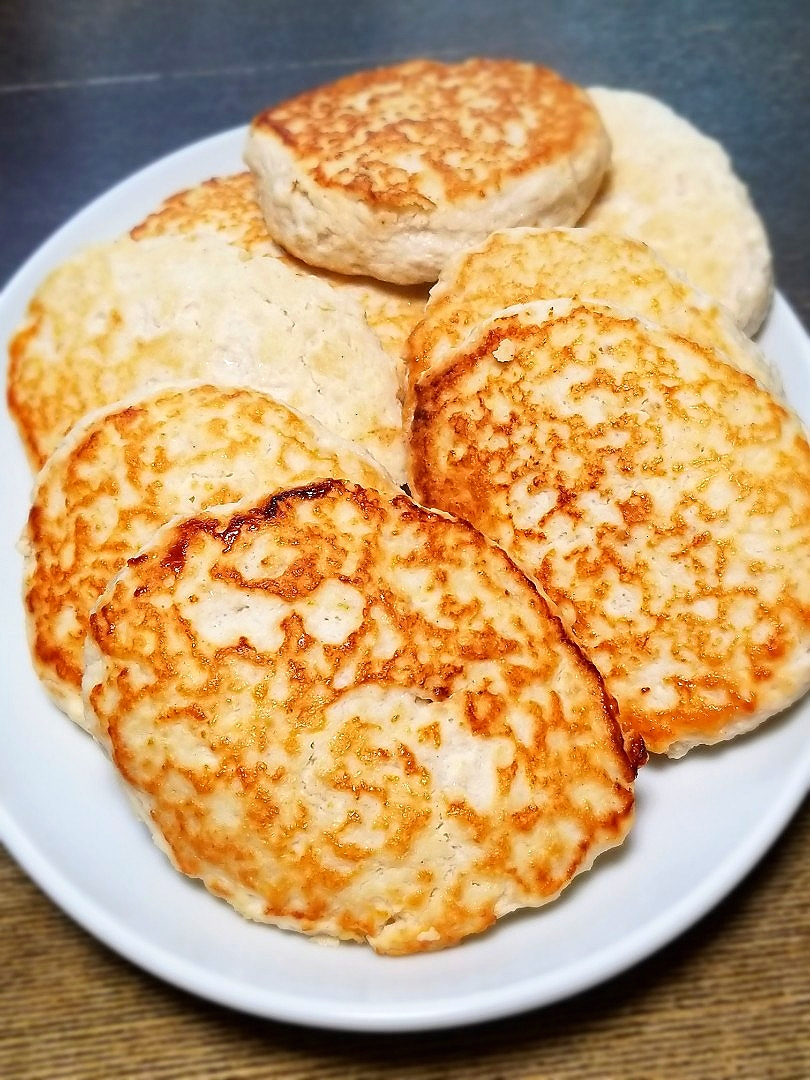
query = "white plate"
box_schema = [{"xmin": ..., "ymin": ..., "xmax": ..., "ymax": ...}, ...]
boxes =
[{"xmin": 1, "ymin": 127, "xmax": 809, "ymax": 1034}]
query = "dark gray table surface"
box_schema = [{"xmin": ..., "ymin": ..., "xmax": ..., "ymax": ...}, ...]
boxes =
[
  {"xmin": 1, "ymin": 0, "xmax": 809, "ymax": 325},
  {"xmin": 1, "ymin": 3, "xmax": 809, "ymax": 1077}
]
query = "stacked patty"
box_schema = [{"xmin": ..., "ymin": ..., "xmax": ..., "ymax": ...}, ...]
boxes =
[
  {"xmin": 7, "ymin": 56, "xmax": 807, "ymax": 954},
  {"xmin": 84, "ymin": 480, "xmax": 639, "ymax": 953},
  {"xmin": 405, "ymin": 228, "xmax": 779, "ymax": 393},
  {"xmin": 7, "ymin": 232, "xmax": 407, "ymax": 479},
  {"xmin": 245, "ymin": 58, "xmax": 610, "ymax": 284},
  {"xmin": 130, "ymin": 172, "xmax": 429, "ymax": 384},
  {"xmin": 407, "ymin": 297, "xmax": 810, "ymax": 756},
  {"xmin": 22, "ymin": 383, "xmax": 398, "ymax": 731},
  {"xmin": 581, "ymin": 88, "xmax": 773, "ymax": 336}
]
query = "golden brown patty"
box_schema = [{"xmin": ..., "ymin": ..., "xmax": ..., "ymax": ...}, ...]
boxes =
[
  {"xmin": 130, "ymin": 172, "xmax": 428, "ymax": 374},
  {"xmin": 409, "ymin": 300, "xmax": 810, "ymax": 756},
  {"xmin": 84, "ymin": 479, "xmax": 640, "ymax": 954},
  {"xmin": 130, "ymin": 171, "xmax": 281, "ymax": 253},
  {"xmin": 21, "ymin": 383, "xmax": 396, "ymax": 732},
  {"xmin": 405, "ymin": 227, "xmax": 780, "ymax": 394},
  {"xmin": 245, "ymin": 58, "xmax": 610, "ymax": 283}
]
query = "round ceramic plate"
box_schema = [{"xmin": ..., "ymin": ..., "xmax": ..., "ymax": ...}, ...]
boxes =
[{"xmin": 1, "ymin": 128, "xmax": 809, "ymax": 1034}]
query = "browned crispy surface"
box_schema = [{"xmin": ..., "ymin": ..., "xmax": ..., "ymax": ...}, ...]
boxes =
[
  {"xmin": 86, "ymin": 480, "xmax": 638, "ymax": 953},
  {"xmin": 251, "ymin": 59, "xmax": 605, "ymax": 211},
  {"xmin": 130, "ymin": 172, "xmax": 280, "ymax": 253},
  {"xmin": 22, "ymin": 384, "xmax": 393, "ymax": 727},
  {"xmin": 404, "ymin": 227, "xmax": 777, "ymax": 393},
  {"xmin": 409, "ymin": 303, "xmax": 810, "ymax": 755}
]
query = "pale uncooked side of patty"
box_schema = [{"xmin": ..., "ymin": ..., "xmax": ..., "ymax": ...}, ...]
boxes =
[
  {"xmin": 245, "ymin": 58, "xmax": 610, "ymax": 284},
  {"xmin": 84, "ymin": 479, "xmax": 641, "ymax": 954},
  {"xmin": 406, "ymin": 227, "xmax": 780, "ymax": 395},
  {"xmin": 131, "ymin": 172, "xmax": 429, "ymax": 381},
  {"xmin": 21, "ymin": 382, "xmax": 397, "ymax": 733},
  {"xmin": 580, "ymin": 88, "xmax": 773, "ymax": 336},
  {"xmin": 7, "ymin": 233, "xmax": 406, "ymax": 480},
  {"xmin": 409, "ymin": 300, "xmax": 810, "ymax": 757}
]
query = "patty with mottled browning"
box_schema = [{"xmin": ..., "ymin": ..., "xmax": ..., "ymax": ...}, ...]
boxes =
[
  {"xmin": 409, "ymin": 300, "xmax": 810, "ymax": 757},
  {"xmin": 84, "ymin": 479, "xmax": 642, "ymax": 954},
  {"xmin": 405, "ymin": 228, "xmax": 779, "ymax": 393},
  {"xmin": 131, "ymin": 172, "xmax": 428, "ymax": 379},
  {"xmin": 245, "ymin": 58, "xmax": 610, "ymax": 284},
  {"xmin": 7, "ymin": 233, "xmax": 406, "ymax": 479},
  {"xmin": 130, "ymin": 171, "xmax": 282, "ymax": 254},
  {"xmin": 21, "ymin": 383, "xmax": 396, "ymax": 733}
]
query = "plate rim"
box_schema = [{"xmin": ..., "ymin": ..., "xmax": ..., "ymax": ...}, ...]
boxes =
[{"xmin": 1, "ymin": 749, "xmax": 808, "ymax": 1033}]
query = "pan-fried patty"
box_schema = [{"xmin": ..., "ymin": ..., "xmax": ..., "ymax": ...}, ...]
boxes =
[
  {"xmin": 21, "ymin": 383, "xmax": 396, "ymax": 732},
  {"xmin": 409, "ymin": 300, "xmax": 810, "ymax": 756},
  {"xmin": 245, "ymin": 58, "xmax": 610, "ymax": 284},
  {"xmin": 84, "ymin": 479, "xmax": 641, "ymax": 954},
  {"xmin": 131, "ymin": 172, "xmax": 428, "ymax": 378},
  {"xmin": 405, "ymin": 228, "xmax": 779, "ymax": 394},
  {"xmin": 7, "ymin": 233, "xmax": 406, "ymax": 480},
  {"xmin": 581, "ymin": 88, "xmax": 773, "ymax": 336}
]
